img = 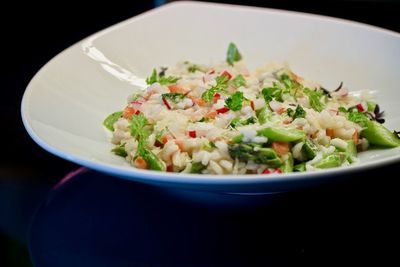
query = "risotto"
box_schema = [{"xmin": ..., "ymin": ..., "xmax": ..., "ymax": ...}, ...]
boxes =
[{"xmin": 104, "ymin": 43, "xmax": 400, "ymax": 174}]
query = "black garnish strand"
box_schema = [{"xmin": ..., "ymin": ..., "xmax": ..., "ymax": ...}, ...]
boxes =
[
  {"xmin": 394, "ymin": 130, "xmax": 400, "ymax": 139},
  {"xmin": 374, "ymin": 104, "xmax": 385, "ymax": 124},
  {"xmin": 320, "ymin": 81, "xmax": 344, "ymax": 98},
  {"xmin": 159, "ymin": 67, "xmax": 168, "ymax": 77},
  {"xmin": 334, "ymin": 81, "xmax": 344, "ymax": 92}
]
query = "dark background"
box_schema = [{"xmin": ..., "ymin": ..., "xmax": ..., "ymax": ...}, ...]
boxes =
[{"xmin": 1, "ymin": 0, "xmax": 400, "ymax": 266}]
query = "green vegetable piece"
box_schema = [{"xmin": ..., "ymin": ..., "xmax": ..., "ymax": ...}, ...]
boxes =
[
  {"xmin": 161, "ymin": 93, "xmax": 185, "ymax": 103},
  {"xmin": 293, "ymin": 162, "xmax": 306, "ymax": 172},
  {"xmin": 111, "ymin": 143, "xmax": 127, "ymax": 157},
  {"xmin": 159, "ymin": 76, "xmax": 180, "ymax": 85},
  {"xmin": 231, "ymin": 74, "xmax": 246, "ymax": 88},
  {"xmin": 139, "ymin": 149, "xmax": 166, "ymax": 171},
  {"xmin": 348, "ymin": 111, "xmax": 369, "ymax": 125},
  {"xmin": 130, "ymin": 113, "xmax": 148, "ymax": 139},
  {"xmin": 314, "ymin": 154, "xmax": 342, "ymax": 169},
  {"xmin": 302, "ymin": 139, "xmax": 318, "ymax": 159},
  {"xmin": 257, "ymin": 127, "xmax": 305, "ymax": 142},
  {"xmin": 145, "ymin": 69, "xmax": 158, "ymax": 85},
  {"xmin": 293, "ymin": 105, "xmax": 306, "ymax": 119},
  {"xmin": 304, "ymin": 88, "xmax": 325, "ymax": 112},
  {"xmin": 146, "ymin": 68, "xmax": 179, "ymax": 85},
  {"xmin": 361, "ymin": 120, "xmax": 400, "ymax": 147},
  {"xmin": 103, "ymin": 111, "xmax": 123, "ymax": 131},
  {"xmin": 345, "ymin": 140, "xmax": 357, "ymax": 157},
  {"xmin": 226, "ymin": 42, "xmax": 242, "ymax": 66},
  {"xmin": 228, "ymin": 143, "xmax": 282, "ymax": 167},
  {"xmin": 230, "ymin": 117, "xmax": 256, "ymax": 128},
  {"xmin": 231, "ymin": 134, "xmax": 244, "ymax": 143},
  {"xmin": 225, "ymin": 92, "xmax": 244, "ymax": 111},
  {"xmin": 256, "ymin": 107, "xmax": 272, "ymax": 125},
  {"xmin": 279, "ymin": 74, "xmax": 293, "ymax": 89},
  {"xmin": 367, "ymin": 101, "xmax": 376, "ymax": 112},
  {"xmin": 201, "ymin": 74, "xmax": 229, "ymax": 102},
  {"xmin": 281, "ymin": 153, "xmax": 294, "ymax": 173},
  {"xmin": 190, "ymin": 162, "xmax": 207, "ymax": 173},
  {"xmin": 262, "ymin": 87, "xmax": 280, "ymax": 102}
]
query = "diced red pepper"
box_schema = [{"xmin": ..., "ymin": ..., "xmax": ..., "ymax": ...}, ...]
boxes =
[
  {"xmin": 213, "ymin": 93, "xmax": 221, "ymax": 103},
  {"xmin": 274, "ymin": 168, "xmax": 282, "ymax": 174},
  {"xmin": 250, "ymin": 100, "xmax": 255, "ymax": 111},
  {"xmin": 209, "ymin": 69, "xmax": 215, "ymax": 75},
  {"xmin": 162, "ymin": 97, "xmax": 171, "ymax": 110},
  {"xmin": 356, "ymin": 103, "xmax": 364, "ymax": 112},
  {"xmin": 262, "ymin": 169, "xmax": 271, "ymax": 174},
  {"xmin": 134, "ymin": 110, "xmax": 141, "ymax": 115},
  {"xmin": 221, "ymin": 70, "xmax": 232, "ymax": 80},
  {"xmin": 166, "ymin": 165, "xmax": 174, "ymax": 172},
  {"xmin": 216, "ymin": 107, "xmax": 230, "ymax": 114},
  {"xmin": 188, "ymin": 130, "xmax": 197, "ymax": 138}
]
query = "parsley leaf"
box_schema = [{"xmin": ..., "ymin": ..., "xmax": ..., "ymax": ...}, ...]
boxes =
[
  {"xmin": 130, "ymin": 113, "xmax": 148, "ymax": 139},
  {"xmin": 226, "ymin": 42, "xmax": 242, "ymax": 66},
  {"xmin": 201, "ymin": 74, "xmax": 229, "ymax": 102},
  {"xmin": 161, "ymin": 93, "xmax": 185, "ymax": 103},
  {"xmin": 225, "ymin": 91, "xmax": 244, "ymax": 111},
  {"xmin": 231, "ymin": 74, "xmax": 246, "ymax": 88},
  {"xmin": 146, "ymin": 68, "xmax": 180, "ymax": 85},
  {"xmin": 304, "ymin": 88, "xmax": 325, "ymax": 112},
  {"xmin": 293, "ymin": 105, "xmax": 306, "ymax": 119},
  {"xmin": 190, "ymin": 162, "xmax": 207, "ymax": 173},
  {"xmin": 348, "ymin": 111, "xmax": 369, "ymax": 126},
  {"xmin": 262, "ymin": 87, "xmax": 281, "ymax": 102}
]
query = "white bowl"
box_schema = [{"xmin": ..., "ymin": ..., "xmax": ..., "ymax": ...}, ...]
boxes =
[{"xmin": 21, "ymin": 1, "xmax": 400, "ymax": 193}]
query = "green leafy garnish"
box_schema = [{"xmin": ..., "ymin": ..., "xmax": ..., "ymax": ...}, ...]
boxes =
[
  {"xmin": 304, "ymin": 88, "xmax": 325, "ymax": 112},
  {"xmin": 146, "ymin": 68, "xmax": 180, "ymax": 85},
  {"xmin": 231, "ymin": 74, "xmax": 246, "ymax": 88},
  {"xmin": 279, "ymin": 74, "xmax": 293, "ymax": 89},
  {"xmin": 201, "ymin": 74, "xmax": 229, "ymax": 102},
  {"xmin": 130, "ymin": 113, "xmax": 148, "ymax": 139},
  {"xmin": 293, "ymin": 105, "xmax": 306, "ymax": 119},
  {"xmin": 112, "ymin": 143, "xmax": 127, "ymax": 157},
  {"xmin": 131, "ymin": 113, "xmax": 166, "ymax": 171},
  {"xmin": 348, "ymin": 111, "xmax": 369, "ymax": 125},
  {"xmin": 230, "ymin": 116, "xmax": 257, "ymax": 128},
  {"xmin": 161, "ymin": 93, "xmax": 186, "ymax": 103},
  {"xmin": 190, "ymin": 162, "xmax": 207, "ymax": 173},
  {"xmin": 225, "ymin": 92, "xmax": 244, "ymax": 111},
  {"xmin": 262, "ymin": 86, "xmax": 282, "ymax": 102},
  {"xmin": 103, "ymin": 111, "xmax": 123, "ymax": 131},
  {"xmin": 226, "ymin": 42, "xmax": 242, "ymax": 66}
]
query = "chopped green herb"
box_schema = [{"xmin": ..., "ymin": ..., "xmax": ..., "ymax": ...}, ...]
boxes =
[
  {"xmin": 103, "ymin": 111, "xmax": 123, "ymax": 131},
  {"xmin": 201, "ymin": 74, "xmax": 229, "ymax": 102},
  {"xmin": 279, "ymin": 74, "xmax": 293, "ymax": 89},
  {"xmin": 146, "ymin": 68, "xmax": 180, "ymax": 85},
  {"xmin": 130, "ymin": 113, "xmax": 148, "ymax": 139},
  {"xmin": 112, "ymin": 143, "xmax": 127, "ymax": 157},
  {"xmin": 293, "ymin": 105, "xmax": 306, "ymax": 119},
  {"xmin": 161, "ymin": 93, "xmax": 186, "ymax": 103},
  {"xmin": 304, "ymin": 88, "xmax": 325, "ymax": 112},
  {"xmin": 262, "ymin": 87, "xmax": 278, "ymax": 102},
  {"xmin": 348, "ymin": 111, "xmax": 369, "ymax": 125},
  {"xmin": 190, "ymin": 162, "xmax": 207, "ymax": 173},
  {"xmin": 231, "ymin": 74, "xmax": 246, "ymax": 88},
  {"xmin": 225, "ymin": 91, "xmax": 244, "ymax": 111},
  {"xmin": 230, "ymin": 116, "xmax": 257, "ymax": 128},
  {"xmin": 226, "ymin": 42, "xmax": 242, "ymax": 66}
]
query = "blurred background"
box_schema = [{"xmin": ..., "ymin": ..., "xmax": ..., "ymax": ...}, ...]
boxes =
[{"xmin": 1, "ymin": 0, "xmax": 399, "ymax": 266}]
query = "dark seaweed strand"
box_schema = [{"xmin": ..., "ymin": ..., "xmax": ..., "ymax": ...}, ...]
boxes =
[
  {"xmin": 159, "ymin": 67, "xmax": 168, "ymax": 77},
  {"xmin": 320, "ymin": 81, "xmax": 343, "ymax": 98}
]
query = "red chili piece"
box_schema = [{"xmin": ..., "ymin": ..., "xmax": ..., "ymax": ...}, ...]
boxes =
[
  {"xmin": 162, "ymin": 98, "xmax": 171, "ymax": 110},
  {"xmin": 216, "ymin": 107, "xmax": 230, "ymax": 114},
  {"xmin": 188, "ymin": 130, "xmax": 197, "ymax": 138}
]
